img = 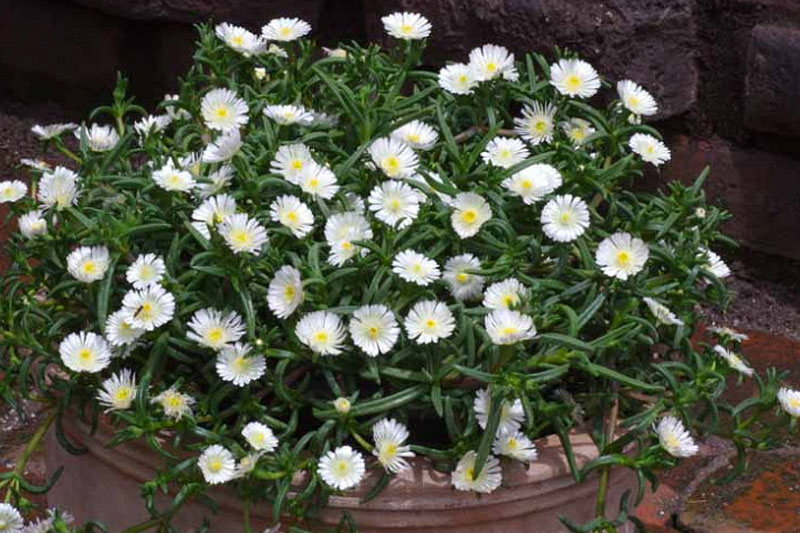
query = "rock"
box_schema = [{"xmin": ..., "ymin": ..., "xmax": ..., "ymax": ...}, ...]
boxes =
[
  {"xmin": 744, "ymin": 24, "xmax": 800, "ymax": 137},
  {"xmin": 364, "ymin": 0, "xmax": 699, "ymax": 119},
  {"xmin": 69, "ymin": 0, "xmax": 327, "ymax": 24},
  {"xmin": 652, "ymin": 134, "xmax": 800, "ymax": 261}
]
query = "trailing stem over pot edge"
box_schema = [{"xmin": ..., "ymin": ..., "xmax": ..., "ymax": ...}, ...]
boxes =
[{"xmin": 1, "ymin": 10, "xmax": 799, "ymax": 533}]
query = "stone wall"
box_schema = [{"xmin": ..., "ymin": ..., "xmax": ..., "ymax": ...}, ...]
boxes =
[{"xmin": 1, "ymin": 0, "xmax": 798, "ymax": 258}]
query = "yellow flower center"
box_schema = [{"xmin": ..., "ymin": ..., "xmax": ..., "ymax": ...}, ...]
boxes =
[
  {"xmin": 533, "ymin": 120, "xmax": 548, "ymax": 133},
  {"xmin": 230, "ymin": 229, "xmax": 252, "ymax": 246},
  {"xmin": 308, "ymin": 178, "xmax": 320, "ymax": 189},
  {"xmin": 380, "ymin": 443, "xmax": 398, "ymax": 463},
  {"xmin": 456, "ymin": 272, "xmax": 469, "ymax": 284},
  {"xmin": 389, "ymin": 199, "xmax": 401, "ymax": 211},
  {"xmin": 485, "ymin": 62, "xmax": 497, "ymax": 73},
  {"xmin": 499, "ymin": 149, "xmax": 511, "ymax": 160},
  {"xmin": 627, "ymin": 96, "xmax": 639, "ymax": 108},
  {"xmin": 334, "ymin": 459, "xmax": 349, "ymax": 475},
  {"xmin": 208, "ymin": 459, "xmax": 223, "ymax": 473},
  {"xmin": 280, "ymin": 27, "xmax": 292, "ymax": 38},
  {"xmin": 559, "ymin": 211, "xmax": 574, "ymax": 225},
  {"xmin": 461, "ymin": 209, "xmax": 478, "ymax": 223},
  {"xmin": 137, "ymin": 302, "xmax": 154, "ymax": 321},
  {"xmin": 284, "ymin": 285, "xmax": 296, "ymax": 301},
  {"xmin": 425, "ymin": 319, "xmax": 437, "ymax": 329},
  {"xmin": 502, "ymin": 294, "xmax": 517, "ymax": 307},
  {"xmin": 291, "ymin": 159, "xmax": 304, "ymax": 170},
  {"xmin": 285, "ymin": 211, "xmax": 298, "ymax": 223},
  {"xmin": 789, "ymin": 398, "xmax": 800, "ymax": 408},
  {"xmin": 520, "ymin": 179, "xmax": 532, "ymax": 191},
  {"xmin": 215, "ymin": 107, "xmax": 229, "ymax": 119},
  {"xmin": 368, "ymin": 326, "xmax": 380, "ymax": 339},
  {"xmin": 401, "ymin": 24, "xmax": 413, "ymax": 34},
  {"xmin": 232, "ymin": 36, "xmax": 244, "ymax": 46},
  {"xmin": 501, "ymin": 327, "xmax": 519, "ymax": 336},
  {"xmin": 565, "ymin": 74, "xmax": 582, "ymax": 92},
  {"xmin": 464, "ymin": 467, "xmax": 474, "ymax": 481},
  {"xmin": 114, "ymin": 388, "xmax": 131, "ymax": 402},
  {"xmin": 315, "ymin": 331, "xmax": 329, "ymax": 342},
  {"xmin": 167, "ymin": 395, "xmax": 182, "ymax": 408},
  {"xmin": 406, "ymin": 133, "xmax": 420, "ymax": 143},
  {"xmin": 457, "ymin": 74, "xmax": 468, "ymax": 85},
  {"xmin": 341, "ymin": 241, "xmax": 352, "ymax": 251},
  {"xmin": 206, "ymin": 327, "xmax": 224, "ymax": 344},
  {"xmin": 616, "ymin": 250, "xmax": 631, "ymax": 266},
  {"xmin": 382, "ymin": 156, "xmax": 400, "ymax": 176},
  {"xmin": 663, "ymin": 433, "xmax": 680, "ymax": 449},
  {"xmin": 233, "ymin": 356, "xmax": 246, "ymax": 371},
  {"xmin": 78, "ymin": 348, "xmax": 93, "ymax": 361},
  {"xmin": 82, "ymin": 261, "xmax": 97, "ymax": 274}
]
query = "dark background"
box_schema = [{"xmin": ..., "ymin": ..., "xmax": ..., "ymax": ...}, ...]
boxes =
[{"xmin": 1, "ymin": 0, "xmax": 799, "ymax": 259}]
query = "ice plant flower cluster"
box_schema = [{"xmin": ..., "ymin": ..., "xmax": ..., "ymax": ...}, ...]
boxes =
[{"xmin": 1, "ymin": 12, "xmax": 795, "ymax": 532}]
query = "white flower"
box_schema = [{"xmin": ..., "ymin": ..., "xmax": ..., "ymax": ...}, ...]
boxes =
[
  {"xmin": 201, "ymin": 88, "xmax": 249, "ymax": 132},
  {"xmin": 713, "ymin": 345, "xmax": 754, "ymax": 377},
  {"xmin": 242, "ymin": 421, "xmax": 279, "ymax": 451},
  {"xmin": 309, "ymin": 111, "xmax": 338, "ymax": 128},
  {"xmin": 264, "ymin": 104, "xmax": 314, "ymax": 126},
  {"xmin": 267, "ymin": 44, "xmax": 290, "ymax": 58},
  {"xmin": 298, "ymin": 162, "xmax": 339, "ymax": 199},
  {"xmin": 369, "ymin": 137, "xmax": 419, "ymax": 179},
  {"xmin": 215, "ymin": 23, "xmax": 265, "ymax": 56},
  {"xmin": 59, "ymin": 331, "xmax": 111, "ymax": 373},
  {"xmin": 323, "ymin": 47, "xmax": 348, "ymax": 58},
  {"xmin": 443, "ymin": 254, "xmax": 485, "ymax": 301},
  {"xmin": 19, "ymin": 158, "xmax": 50, "ymax": 171},
  {"xmin": 481, "ymin": 137, "xmax": 529, "ymax": 169},
  {"xmin": 382, "ymin": 12, "xmax": 431, "ymax": 40},
  {"xmin": 151, "ymin": 386, "xmax": 195, "ymax": 420},
  {"xmin": 0, "ymin": 180, "xmax": 26, "ymax": 203},
  {"xmin": 134, "ymin": 114, "xmax": 172, "ymax": 138},
  {"xmin": 216, "ymin": 343, "xmax": 266, "ymax": 386},
  {"xmin": 438, "ymin": 63, "xmax": 478, "ymax": 95},
  {"xmin": 372, "ymin": 418, "xmax": 415, "ymax": 473},
  {"xmin": 97, "ymin": 369, "xmax": 137, "ymax": 412},
  {"xmin": 38, "ymin": 166, "xmax": 79, "ymax": 210},
  {"xmin": 656, "ymin": 416, "xmax": 698, "ymax": 458},
  {"xmin": 777, "ymin": 387, "xmax": 800, "ymax": 417},
  {"xmin": 493, "ymin": 429, "xmax": 538, "ymax": 463},
  {"xmin": 349, "ymin": 304, "xmax": 400, "ymax": 356},
  {"xmin": 202, "ymin": 129, "xmax": 243, "ymax": 163},
  {"xmin": 629, "ymin": 133, "xmax": 671, "ymax": 166},
  {"xmin": 152, "ymin": 160, "xmax": 196, "ymax": 192},
  {"xmin": 485, "ymin": 309, "xmax": 537, "ymax": 345},
  {"xmin": 192, "ymin": 194, "xmax": 237, "ymax": 236},
  {"xmin": 333, "ymin": 397, "xmax": 352, "ymax": 414},
  {"xmin": 17, "ymin": 210, "xmax": 47, "ymax": 238},
  {"xmin": 514, "ymin": 102, "xmax": 557, "ymax": 145},
  {"xmin": 67, "ymin": 246, "xmax": 110, "ymax": 283},
  {"xmin": 234, "ymin": 453, "xmax": 262, "ymax": 478},
  {"xmin": 218, "ymin": 213, "xmax": 269, "ymax": 255},
  {"xmin": 451, "ymin": 192, "xmax": 491, "ymax": 239},
  {"xmin": 541, "ymin": 194, "xmax": 590, "ymax": 242},
  {"xmin": 270, "ymin": 195, "xmax": 314, "ymax": 238},
  {"xmin": 105, "ymin": 309, "xmax": 145, "ymax": 347},
  {"xmin": 700, "ymin": 248, "xmax": 731, "ymax": 279},
  {"xmin": 324, "ymin": 212, "xmax": 373, "ymax": 266},
  {"xmin": 550, "ymin": 58, "xmax": 601, "ymax": 98},
  {"xmin": 468, "ymin": 44, "xmax": 518, "ymax": 82},
  {"xmin": 180, "ymin": 152, "xmax": 204, "ymax": 177},
  {"xmin": 339, "ymin": 192, "xmax": 366, "ymax": 214},
  {"xmin": 404, "ymin": 300, "xmax": 455, "ymax": 344},
  {"xmin": 162, "ymin": 94, "xmax": 191, "ymax": 121},
  {"xmin": 474, "ymin": 388, "xmax": 525, "ymax": 434},
  {"xmin": 267, "ymin": 265, "xmax": 304, "ymax": 319},
  {"xmin": 318, "ymin": 445, "xmax": 366, "ymax": 491},
  {"xmin": 368, "ymin": 180, "xmax": 422, "ymax": 229},
  {"xmin": 0, "ymin": 503, "xmax": 23, "ymax": 533},
  {"xmin": 262, "ymin": 18, "xmax": 311, "ymax": 42},
  {"xmin": 198, "ymin": 445, "xmax": 236, "ymax": 485},
  {"xmin": 451, "ymin": 451, "xmax": 502, "ymax": 494},
  {"xmin": 596, "ymin": 232, "xmax": 649, "ymax": 280},
  {"xmin": 126, "ymin": 254, "xmax": 166, "ymax": 289},
  {"xmin": 31, "ymin": 123, "xmax": 77, "ymax": 140},
  {"xmin": 643, "ymin": 297, "xmax": 684, "ymax": 326},
  {"xmin": 196, "ymin": 164, "xmax": 234, "ymax": 198},
  {"xmin": 121, "ymin": 285, "xmax": 175, "ymax": 331},
  {"xmin": 296, "ymin": 311, "xmax": 346, "ymax": 355},
  {"xmin": 75, "ymin": 124, "xmax": 119, "ymax": 152},
  {"xmin": 271, "ymin": 143, "xmax": 314, "ymax": 184},
  {"xmin": 187, "ymin": 308, "xmax": 245, "ymax": 351},
  {"xmin": 617, "ymin": 80, "xmax": 658, "ymax": 116},
  {"xmin": 483, "ymin": 278, "xmax": 526, "ymax": 310},
  {"xmin": 253, "ymin": 66, "xmax": 267, "ymax": 80},
  {"xmin": 392, "ymin": 250, "xmax": 440, "ymax": 286},
  {"xmin": 561, "ymin": 118, "xmax": 596, "ymax": 145},
  {"xmin": 707, "ymin": 326, "xmax": 748, "ymax": 343},
  {"xmin": 390, "ymin": 120, "xmax": 438, "ymax": 150},
  {"xmin": 502, "ymin": 163, "xmax": 562, "ymax": 205}
]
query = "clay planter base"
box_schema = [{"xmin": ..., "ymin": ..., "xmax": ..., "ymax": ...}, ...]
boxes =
[{"xmin": 46, "ymin": 414, "xmax": 636, "ymax": 532}]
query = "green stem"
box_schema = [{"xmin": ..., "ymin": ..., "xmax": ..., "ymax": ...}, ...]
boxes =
[
  {"xmin": 243, "ymin": 498, "xmax": 252, "ymax": 533},
  {"xmin": 55, "ymin": 143, "xmax": 82, "ymax": 165},
  {"xmin": 13, "ymin": 407, "xmax": 57, "ymax": 477}
]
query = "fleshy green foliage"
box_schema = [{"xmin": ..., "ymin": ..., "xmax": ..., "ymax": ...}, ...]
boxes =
[{"xmin": 0, "ymin": 21, "xmax": 793, "ymax": 532}]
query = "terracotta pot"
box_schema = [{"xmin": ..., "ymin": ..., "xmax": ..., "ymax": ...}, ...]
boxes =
[{"xmin": 46, "ymin": 413, "xmax": 637, "ymax": 532}]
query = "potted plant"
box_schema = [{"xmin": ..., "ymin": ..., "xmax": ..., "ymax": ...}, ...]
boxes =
[{"xmin": 1, "ymin": 11, "xmax": 798, "ymax": 533}]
